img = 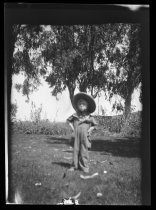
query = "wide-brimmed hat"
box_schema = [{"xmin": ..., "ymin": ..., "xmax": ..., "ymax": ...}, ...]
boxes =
[{"xmin": 72, "ymin": 92, "xmax": 96, "ymax": 113}]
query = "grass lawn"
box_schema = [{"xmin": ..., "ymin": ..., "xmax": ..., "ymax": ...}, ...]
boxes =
[{"xmin": 9, "ymin": 133, "xmax": 142, "ymax": 205}]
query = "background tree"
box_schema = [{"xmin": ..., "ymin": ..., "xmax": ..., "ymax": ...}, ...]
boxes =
[
  {"xmin": 105, "ymin": 24, "xmax": 141, "ymax": 119},
  {"xmin": 43, "ymin": 25, "xmax": 108, "ymax": 104},
  {"xmin": 10, "ymin": 24, "xmax": 142, "ymax": 121},
  {"xmin": 11, "ymin": 103, "xmax": 18, "ymax": 121},
  {"xmin": 30, "ymin": 102, "xmax": 43, "ymax": 124},
  {"xmin": 12, "ymin": 25, "xmax": 46, "ymax": 100},
  {"xmin": 42, "ymin": 24, "xmax": 126, "ymax": 101}
]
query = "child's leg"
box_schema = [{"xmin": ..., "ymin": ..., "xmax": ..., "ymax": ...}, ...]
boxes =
[
  {"xmin": 73, "ymin": 136, "xmax": 80, "ymax": 169},
  {"xmin": 79, "ymin": 143, "xmax": 89, "ymax": 173}
]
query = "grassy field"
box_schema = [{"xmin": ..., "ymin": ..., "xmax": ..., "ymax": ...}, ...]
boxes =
[{"xmin": 9, "ymin": 132, "xmax": 142, "ymax": 205}]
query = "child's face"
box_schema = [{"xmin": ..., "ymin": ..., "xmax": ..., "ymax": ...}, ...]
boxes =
[{"xmin": 77, "ymin": 99, "xmax": 88, "ymax": 112}]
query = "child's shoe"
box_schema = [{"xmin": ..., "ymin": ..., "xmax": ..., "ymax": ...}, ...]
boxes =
[
  {"xmin": 83, "ymin": 168, "xmax": 89, "ymax": 173},
  {"xmin": 68, "ymin": 167, "xmax": 77, "ymax": 171}
]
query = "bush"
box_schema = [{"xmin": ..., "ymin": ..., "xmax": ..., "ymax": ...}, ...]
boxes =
[
  {"xmin": 30, "ymin": 102, "xmax": 43, "ymax": 124},
  {"xmin": 121, "ymin": 112, "xmax": 142, "ymax": 138},
  {"xmin": 94, "ymin": 111, "xmax": 142, "ymax": 137},
  {"xmin": 11, "ymin": 111, "xmax": 142, "ymax": 138},
  {"xmin": 11, "ymin": 120, "xmax": 73, "ymax": 136},
  {"xmin": 109, "ymin": 115, "xmax": 124, "ymax": 133},
  {"xmin": 94, "ymin": 115, "xmax": 123, "ymax": 133}
]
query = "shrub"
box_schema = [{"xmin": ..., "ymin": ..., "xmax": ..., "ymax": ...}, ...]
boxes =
[
  {"xmin": 94, "ymin": 111, "xmax": 142, "ymax": 137},
  {"xmin": 94, "ymin": 115, "xmax": 123, "ymax": 133},
  {"xmin": 109, "ymin": 115, "xmax": 124, "ymax": 133},
  {"xmin": 121, "ymin": 112, "xmax": 142, "ymax": 138},
  {"xmin": 11, "ymin": 112, "xmax": 142, "ymax": 138},
  {"xmin": 30, "ymin": 102, "xmax": 43, "ymax": 124},
  {"xmin": 11, "ymin": 120, "xmax": 73, "ymax": 136}
]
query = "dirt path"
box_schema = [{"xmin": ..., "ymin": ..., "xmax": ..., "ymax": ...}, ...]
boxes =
[{"xmin": 9, "ymin": 133, "xmax": 142, "ymax": 205}]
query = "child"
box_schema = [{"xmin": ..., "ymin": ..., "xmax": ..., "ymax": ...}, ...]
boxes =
[{"xmin": 66, "ymin": 92, "xmax": 97, "ymax": 173}]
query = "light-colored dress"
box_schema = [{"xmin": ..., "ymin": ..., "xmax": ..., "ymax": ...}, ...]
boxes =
[{"xmin": 67, "ymin": 112, "xmax": 97, "ymax": 172}]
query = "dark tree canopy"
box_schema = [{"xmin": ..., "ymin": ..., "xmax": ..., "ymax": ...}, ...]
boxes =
[
  {"xmin": 106, "ymin": 24, "xmax": 141, "ymax": 118},
  {"xmin": 11, "ymin": 23, "xmax": 142, "ymax": 118}
]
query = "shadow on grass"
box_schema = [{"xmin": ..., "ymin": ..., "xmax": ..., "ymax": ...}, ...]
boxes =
[
  {"xmin": 45, "ymin": 136, "xmax": 74, "ymax": 147},
  {"xmin": 62, "ymin": 150, "xmax": 73, "ymax": 153},
  {"xmin": 45, "ymin": 136, "xmax": 141, "ymax": 158},
  {"xmin": 52, "ymin": 161, "xmax": 71, "ymax": 169},
  {"xmin": 91, "ymin": 137, "xmax": 141, "ymax": 158}
]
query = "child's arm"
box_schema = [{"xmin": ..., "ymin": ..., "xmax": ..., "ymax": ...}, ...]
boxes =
[
  {"xmin": 88, "ymin": 126, "xmax": 95, "ymax": 136},
  {"xmin": 88, "ymin": 116, "xmax": 98, "ymax": 136},
  {"xmin": 68, "ymin": 122, "xmax": 74, "ymax": 132},
  {"xmin": 66, "ymin": 114, "xmax": 75, "ymax": 132}
]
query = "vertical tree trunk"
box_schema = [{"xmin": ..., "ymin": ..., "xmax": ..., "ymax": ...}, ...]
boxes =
[
  {"xmin": 124, "ymin": 93, "xmax": 132, "ymax": 120},
  {"xmin": 123, "ymin": 67, "xmax": 133, "ymax": 121},
  {"xmin": 79, "ymin": 85, "xmax": 86, "ymax": 92},
  {"xmin": 122, "ymin": 91, "xmax": 133, "ymax": 133},
  {"xmin": 121, "ymin": 94, "xmax": 132, "ymax": 134},
  {"xmin": 67, "ymin": 85, "xmax": 75, "ymax": 107}
]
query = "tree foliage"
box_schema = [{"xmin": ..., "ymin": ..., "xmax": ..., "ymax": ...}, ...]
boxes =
[
  {"xmin": 13, "ymin": 25, "xmax": 46, "ymax": 99},
  {"xmin": 105, "ymin": 24, "xmax": 141, "ymax": 118},
  {"xmin": 12, "ymin": 24, "xmax": 142, "ymax": 119},
  {"xmin": 42, "ymin": 24, "xmax": 133, "ymax": 102},
  {"xmin": 42, "ymin": 25, "xmax": 108, "ymax": 102}
]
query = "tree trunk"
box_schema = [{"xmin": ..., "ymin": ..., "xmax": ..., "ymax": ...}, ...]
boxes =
[
  {"xmin": 79, "ymin": 85, "xmax": 87, "ymax": 93},
  {"xmin": 124, "ymin": 93, "xmax": 132, "ymax": 120},
  {"xmin": 121, "ymin": 91, "xmax": 133, "ymax": 134},
  {"xmin": 67, "ymin": 85, "xmax": 75, "ymax": 107},
  {"xmin": 91, "ymin": 89, "xmax": 99, "ymax": 98}
]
